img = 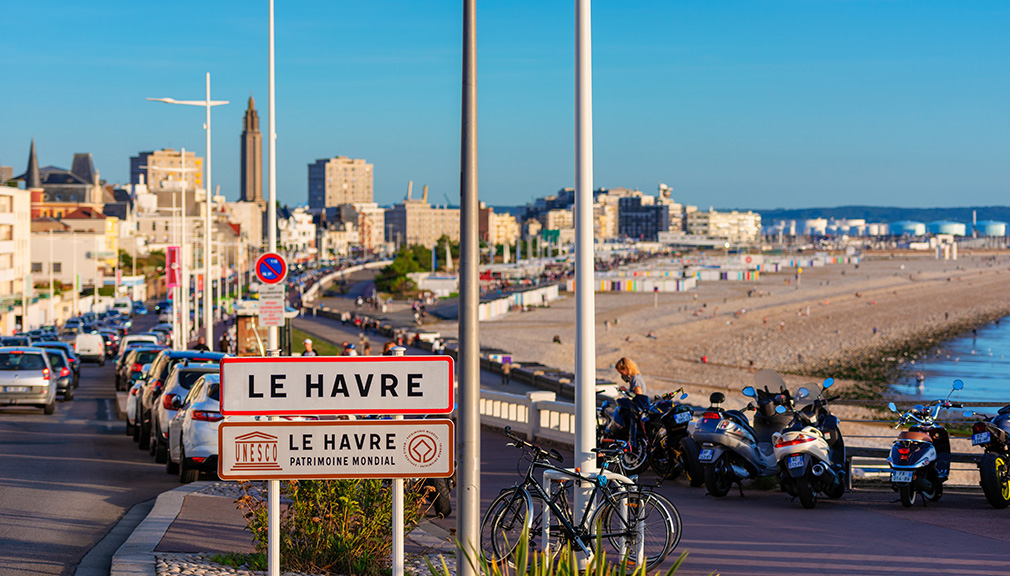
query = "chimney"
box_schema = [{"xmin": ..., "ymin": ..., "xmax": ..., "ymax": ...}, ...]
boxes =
[
  {"xmin": 423, "ymin": 185, "xmax": 428, "ymax": 204},
  {"xmin": 406, "ymin": 180, "xmax": 413, "ymax": 200}
]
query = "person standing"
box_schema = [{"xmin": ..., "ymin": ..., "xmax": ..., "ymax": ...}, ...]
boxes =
[
  {"xmin": 191, "ymin": 336, "xmax": 210, "ymax": 352},
  {"xmin": 301, "ymin": 339, "xmax": 318, "ymax": 357},
  {"xmin": 501, "ymin": 360, "xmax": 512, "ymax": 386}
]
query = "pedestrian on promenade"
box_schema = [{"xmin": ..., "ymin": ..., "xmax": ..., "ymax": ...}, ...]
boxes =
[
  {"xmin": 301, "ymin": 339, "xmax": 318, "ymax": 357},
  {"xmin": 382, "ymin": 341, "xmax": 396, "ymax": 355},
  {"xmin": 218, "ymin": 333, "xmax": 229, "ymax": 353},
  {"xmin": 191, "ymin": 336, "xmax": 210, "ymax": 351},
  {"xmin": 501, "ymin": 360, "xmax": 512, "ymax": 386},
  {"xmin": 363, "ymin": 342, "xmax": 372, "ymax": 356}
]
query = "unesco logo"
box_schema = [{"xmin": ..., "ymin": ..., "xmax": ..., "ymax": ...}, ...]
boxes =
[{"xmin": 404, "ymin": 430, "xmax": 441, "ymax": 468}]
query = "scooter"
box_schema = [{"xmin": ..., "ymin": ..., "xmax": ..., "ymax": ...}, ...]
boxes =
[
  {"xmin": 886, "ymin": 379, "xmax": 964, "ymax": 508},
  {"xmin": 646, "ymin": 388, "xmax": 704, "ymax": 486},
  {"xmin": 693, "ymin": 369, "xmax": 799, "ymax": 497},
  {"xmin": 772, "ymin": 377, "xmax": 846, "ymax": 508},
  {"xmin": 966, "ymin": 403, "xmax": 1010, "ymax": 509}
]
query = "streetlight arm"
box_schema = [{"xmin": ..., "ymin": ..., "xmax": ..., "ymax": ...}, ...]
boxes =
[{"xmin": 147, "ymin": 97, "xmax": 229, "ymax": 106}]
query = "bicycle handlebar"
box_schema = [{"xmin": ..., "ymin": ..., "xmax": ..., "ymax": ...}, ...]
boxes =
[{"xmin": 503, "ymin": 426, "xmax": 564, "ymax": 464}]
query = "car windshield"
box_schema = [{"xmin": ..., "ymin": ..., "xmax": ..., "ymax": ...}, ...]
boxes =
[
  {"xmin": 179, "ymin": 369, "xmax": 216, "ymax": 390},
  {"xmin": 45, "ymin": 352, "xmax": 67, "ymax": 369},
  {"xmin": 135, "ymin": 350, "xmax": 162, "ymax": 364},
  {"xmin": 0, "ymin": 353, "xmax": 46, "ymax": 370},
  {"xmin": 1, "ymin": 337, "xmax": 30, "ymax": 346}
]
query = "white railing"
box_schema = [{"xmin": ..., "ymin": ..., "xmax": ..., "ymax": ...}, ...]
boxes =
[
  {"xmin": 479, "ymin": 390, "xmax": 577, "ymax": 446},
  {"xmin": 302, "ymin": 260, "xmax": 392, "ymax": 303}
]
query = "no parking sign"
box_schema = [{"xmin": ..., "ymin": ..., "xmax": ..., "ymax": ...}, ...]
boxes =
[{"xmin": 255, "ymin": 253, "xmax": 287, "ymax": 284}]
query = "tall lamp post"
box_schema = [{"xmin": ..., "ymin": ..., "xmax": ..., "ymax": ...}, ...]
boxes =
[{"xmin": 149, "ymin": 74, "xmax": 229, "ymax": 347}]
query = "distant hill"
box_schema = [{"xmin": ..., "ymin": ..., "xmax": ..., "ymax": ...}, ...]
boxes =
[{"xmin": 738, "ymin": 206, "xmax": 1010, "ymax": 224}]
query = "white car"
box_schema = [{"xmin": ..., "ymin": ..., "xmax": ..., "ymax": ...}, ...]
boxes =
[
  {"xmin": 167, "ymin": 373, "xmax": 224, "ymax": 482},
  {"xmin": 119, "ymin": 334, "xmax": 160, "ymax": 356},
  {"xmin": 151, "ymin": 363, "xmax": 220, "ymax": 465},
  {"xmin": 127, "ymin": 363, "xmax": 152, "ymax": 439}
]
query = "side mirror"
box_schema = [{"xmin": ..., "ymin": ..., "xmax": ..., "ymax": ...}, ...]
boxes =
[
  {"xmin": 775, "ymin": 405, "xmax": 787, "ymax": 414},
  {"xmin": 887, "ymin": 402, "xmax": 897, "ymax": 413},
  {"xmin": 962, "ymin": 410, "xmax": 975, "ymax": 418},
  {"xmin": 952, "ymin": 379, "xmax": 964, "ymax": 390},
  {"xmin": 171, "ymin": 396, "xmax": 182, "ymax": 410},
  {"xmin": 680, "ymin": 392, "xmax": 688, "ymax": 400},
  {"xmin": 797, "ymin": 387, "xmax": 810, "ymax": 399},
  {"xmin": 742, "ymin": 386, "xmax": 756, "ymax": 398},
  {"xmin": 823, "ymin": 377, "xmax": 834, "ymax": 389}
]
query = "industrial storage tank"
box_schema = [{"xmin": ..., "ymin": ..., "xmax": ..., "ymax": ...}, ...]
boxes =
[
  {"xmin": 889, "ymin": 220, "xmax": 926, "ymax": 236},
  {"xmin": 927, "ymin": 221, "xmax": 966, "ymax": 236},
  {"xmin": 975, "ymin": 220, "xmax": 1007, "ymax": 237},
  {"xmin": 866, "ymin": 223, "xmax": 889, "ymax": 236}
]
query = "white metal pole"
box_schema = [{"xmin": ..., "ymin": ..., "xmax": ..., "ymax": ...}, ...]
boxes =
[
  {"xmin": 574, "ymin": 0, "xmax": 598, "ymax": 525},
  {"xmin": 94, "ymin": 236, "xmax": 99, "ymax": 312},
  {"xmin": 72, "ymin": 232, "xmax": 78, "ymax": 317},
  {"xmin": 267, "ymin": 4, "xmax": 280, "ymax": 576},
  {"xmin": 180, "ymin": 148, "xmax": 190, "ymax": 347},
  {"xmin": 204, "ymin": 72, "xmax": 214, "ymax": 346},
  {"xmin": 49, "ymin": 230, "xmax": 54, "ymax": 324},
  {"xmin": 391, "ymin": 346, "xmax": 406, "ymax": 576}
]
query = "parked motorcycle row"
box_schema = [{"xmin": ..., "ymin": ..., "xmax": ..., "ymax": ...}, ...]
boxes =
[{"xmin": 597, "ymin": 369, "xmax": 1010, "ymax": 510}]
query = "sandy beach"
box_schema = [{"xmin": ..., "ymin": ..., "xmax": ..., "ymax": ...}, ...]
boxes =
[{"xmin": 461, "ymin": 250, "xmax": 1010, "ymax": 406}]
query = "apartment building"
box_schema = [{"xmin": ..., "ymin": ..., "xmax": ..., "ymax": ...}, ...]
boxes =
[
  {"xmin": 385, "ymin": 199, "xmax": 460, "ymax": 248},
  {"xmin": 308, "ymin": 157, "xmax": 373, "ymax": 209},
  {"xmin": 686, "ymin": 209, "xmax": 762, "ymax": 243}
]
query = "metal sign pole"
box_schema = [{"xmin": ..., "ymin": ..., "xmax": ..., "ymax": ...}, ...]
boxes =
[
  {"xmin": 391, "ymin": 346, "xmax": 405, "ymax": 576},
  {"xmin": 458, "ymin": 0, "xmax": 480, "ymax": 573},
  {"xmin": 266, "ymin": 3, "xmax": 280, "ymax": 576}
]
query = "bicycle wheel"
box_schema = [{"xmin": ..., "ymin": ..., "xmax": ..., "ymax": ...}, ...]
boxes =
[
  {"xmin": 480, "ymin": 488, "xmax": 533, "ymax": 564},
  {"xmin": 589, "ymin": 490, "xmax": 677, "ymax": 570},
  {"xmin": 640, "ymin": 490, "xmax": 682, "ymax": 554}
]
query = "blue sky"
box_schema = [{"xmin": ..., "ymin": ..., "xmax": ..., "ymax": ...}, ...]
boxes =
[{"xmin": 2, "ymin": 1, "xmax": 1008, "ymax": 209}]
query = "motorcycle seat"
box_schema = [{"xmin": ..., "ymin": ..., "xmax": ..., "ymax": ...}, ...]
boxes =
[{"xmin": 897, "ymin": 431, "xmax": 932, "ymax": 443}]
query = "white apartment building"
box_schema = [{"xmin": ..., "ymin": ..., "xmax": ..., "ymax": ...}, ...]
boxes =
[
  {"xmin": 279, "ymin": 206, "xmax": 317, "ymax": 263},
  {"xmin": 0, "ymin": 186, "xmax": 30, "ymax": 333},
  {"xmin": 385, "ymin": 199, "xmax": 460, "ymax": 248},
  {"xmin": 308, "ymin": 157, "xmax": 373, "ymax": 209},
  {"xmin": 686, "ymin": 209, "xmax": 762, "ymax": 243},
  {"xmin": 488, "ymin": 211, "xmax": 520, "ymax": 245}
]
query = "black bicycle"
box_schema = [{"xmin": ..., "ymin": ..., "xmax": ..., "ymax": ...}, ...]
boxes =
[{"xmin": 480, "ymin": 427, "xmax": 681, "ymax": 570}]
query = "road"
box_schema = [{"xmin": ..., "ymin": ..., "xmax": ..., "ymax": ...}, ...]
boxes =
[{"xmin": 0, "ymin": 314, "xmax": 177, "ymax": 576}]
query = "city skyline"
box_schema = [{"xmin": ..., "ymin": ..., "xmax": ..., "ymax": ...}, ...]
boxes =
[{"xmin": 1, "ymin": 1, "xmax": 1008, "ymax": 209}]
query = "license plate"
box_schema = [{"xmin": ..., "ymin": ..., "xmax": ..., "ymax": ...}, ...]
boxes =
[
  {"xmin": 891, "ymin": 470, "xmax": 913, "ymax": 483},
  {"xmin": 972, "ymin": 431, "xmax": 991, "ymax": 446},
  {"xmin": 788, "ymin": 455, "xmax": 804, "ymax": 469},
  {"xmin": 4, "ymin": 386, "xmax": 29, "ymax": 393},
  {"xmin": 699, "ymin": 449, "xmax": 714, "ymax": 462},
  {"xmin": 674, "ymin": 411, "xmax": 691, "ymax": 424}
]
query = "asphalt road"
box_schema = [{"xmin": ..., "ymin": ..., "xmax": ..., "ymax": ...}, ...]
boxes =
[{"xmin": 0, "ymin": 314, "xmax": 178, "ymax": 576}]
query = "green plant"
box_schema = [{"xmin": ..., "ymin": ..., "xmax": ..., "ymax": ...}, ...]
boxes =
[
  {"xmin": 235, "ymin": 479, "xmax": 429, "ymax": 576},
  {"xmin": 210, "ymin": 551, "xmax": 266, "ymax": 571},
  {"xmin": 427, "ymin": 523, "xmax": 703, "ymax": 576}
]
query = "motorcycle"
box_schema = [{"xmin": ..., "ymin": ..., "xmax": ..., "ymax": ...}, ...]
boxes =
[
  {"xmin": 693, "ymin": 369, "xmax": 799, "ymax": 497},
  {"xmin": 886, "ymin": 379, "xmax": 963, "ymax": 508},
  {"xmin": 771, "ymin": 377, "xmax": 847, "ymax": 508},
  {"xmin": 645, "ymin": 388, "xmax": 705, "ymax": 486},
  {"xmin": 597, "ymin": 389, "xmax": 653, "ymax": 475},
  {"xmin": 966, "ymin": 403, "xmax": 1010, "ymax": 509}
]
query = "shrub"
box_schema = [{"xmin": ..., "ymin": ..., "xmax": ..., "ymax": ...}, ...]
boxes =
[{"xmin": 235, "ymin": 479, "xmax": 429, "ymax": 576}]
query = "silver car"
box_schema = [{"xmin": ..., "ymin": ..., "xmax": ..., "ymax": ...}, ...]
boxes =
[
  {"xmin": 0, "ymin": 347, "xmax": 56, "ymax": 414},
  {"xmin": 150, "ymin": 363, "xmax": 220, "ymax": 464},
  {"xmin": 167, "ymin": 373, "xmax": 224, "ymax": 483}
]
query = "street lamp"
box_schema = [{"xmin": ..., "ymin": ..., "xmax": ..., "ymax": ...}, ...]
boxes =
[{"xmin": 149, "ymin": 73, "xmax": 229, "ymax": 347}]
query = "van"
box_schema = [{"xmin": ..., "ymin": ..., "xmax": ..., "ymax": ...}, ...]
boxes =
[
  {"xmin": 113, "ymin": 298, "xmax": 133, "ymax": 316},
  {"xmin": 75, "ymin": 333, "xmax": 107, "ymax": 366}
]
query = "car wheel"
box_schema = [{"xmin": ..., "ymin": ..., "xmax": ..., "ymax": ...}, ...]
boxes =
[
  {"xmin": 138, "ymin": 419, "xmax": 150, "ymax": 450},
  {"xmin": 148, "ymin": 424, "xmax": 158, "ymax": 457},
  {"xmin": 154, "ymin": 434, "xmax": 168, "ymax": 464},
  {"xmin": 166, "ymin": 447, "xmax": 179, "ymax": 474},
  {"xmin": 43, "ymin": 399, "xmax": 56, "ymax": 415},
  {"xmin": 126, "ymin": 421, "xmax": 134, "ymax": 436},
  {"xmin": 179, "ymin": 446, "xmax": 199, "ymax": 484},
  {"xmin": 62, "ymin": 386, "xmax": 74, "ymax": 402}
]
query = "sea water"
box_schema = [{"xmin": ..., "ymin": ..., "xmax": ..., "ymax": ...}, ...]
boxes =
[{"xmin": 890, "ymin": 318, "xmax": 1010, "ymax": 407}]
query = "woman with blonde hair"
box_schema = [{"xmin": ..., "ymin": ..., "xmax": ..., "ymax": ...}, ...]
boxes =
[
  {"xmin": 610, "ymin": 357, "xmax": 649, "ymax": 432},
  {"xmin": 615, "ymin": 357, "xmax": 646, "ymax": 397}
]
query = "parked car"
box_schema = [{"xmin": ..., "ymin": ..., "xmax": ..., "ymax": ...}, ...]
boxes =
[
  {"xmin": 1, "ymin": 336, "xmax": 32, "ymax": 347},
  {"xmin": 127, "ymin": 363, "xmax": 153, "ymax": 438},
  {"xmin": 98, "ymin": 329, "xmax": 120, "ymax": 358},
  {"xmin": 116, "ymin": 345, "xmax": 166, "ymax": 391},
  {"xmin": 0, "ymin": 347, "xmax": 56, "ymax": 414},
  {"xmin": 33, "ymin": 341, "xmax": 81, "ymax": 387},
  {"xmin": 167, "ymin": 373, "xmax": 224, "ymax": 482},
  {"xmin": 154, "ymin": 300, "xmax": 172, "ymax": 314},
  {"xmin": 150, "ymin": 363, "xmax": 221, "ymax": 463},
  {"xmin": 119, "ymin": 334, "xmax": 160, "ymax": 354},
  {"xmin": 137, "ymin": 350, "xmax": 228, "ymax": 450},
  {"xmin": 133, "ymin": 301, "xmax": 149, "ymax": 315},
  {"xmin": 158, "ymin": 306, "xmax": 174, "ymax": 323},
  {"xmin": 75, "ymin": 333, "xmax": 107, "ymax": 365},
  {"xmin": 41, "ymin": 348, "xmax": 75, "ymax": 401},
  {"xmin": 113, "ymin": 298, "xmax": 133, "ymax": 316}
]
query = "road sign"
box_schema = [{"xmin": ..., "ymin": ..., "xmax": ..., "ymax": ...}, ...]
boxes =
[
  {"xmin": 255, "ymin": 252, "xmax": 287, "ymax": 285},
  {"xmin": 258, "ymin": 283, "xmax": 286, "ymax": 327},
  {"xmin": 220, "ymin": 355, "xmax": 454, "ymax": 416},
  {"xmin": 217, "ymin": 419, "xmax": 455, "ymax": 480}
]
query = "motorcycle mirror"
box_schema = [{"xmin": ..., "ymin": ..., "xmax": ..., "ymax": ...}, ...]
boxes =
[
  {"xmin": 680, "ymin": 392, "xmax": 688, "ymax": 400},
  {"xmin": 962, "ymin": 410, "xmax": 974, "ymax": 418},
  {"xmin": 742, "ymin": 386, "xmax": 756, "ymax": 398},
  {"xmin": 914, "ymin": 404, "xmax": 924, "ymax": 411},
  {"xmin": 952, "ymin": 379, "xmax": 964, "ymax": 390},
  {"xmin": 797, "ymin": 387, "xmax": 810, "ymax": 399},
  {"xmin": 775, "ymin": 405, "xmax": 787, "ymax": 414},
  {"xmin": 823, "ymin": 377, "xmax": 834, "ymax": 389},
  {"xmin": 887, "ymin": 401, "xmax": 897, "ymax": 413}
]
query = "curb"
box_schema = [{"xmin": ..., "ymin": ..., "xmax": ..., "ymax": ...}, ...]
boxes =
[{"xmin": 110, "ymin": 483, "xmax": 207, "ymax": 576}]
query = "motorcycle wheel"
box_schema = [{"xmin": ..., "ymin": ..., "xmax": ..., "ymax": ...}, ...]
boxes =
[
  {"xmin": 923, "ymin": 479, "xmax": 943, "ymax": 502},
  {"xmin": 679, "ymin": 436, "xmax": 705, "ymax": 488},
  {"xmin": 649, "ymin": 429, "xmax": 678, "ymax": 479},
  {"xmin": 704, "ymin": 456, "xmax": 733, "ymax": 498},
  {"xmin": 822, "ymin": 479, "xmax": 845, "ymax": 500},
  {"xmin": 622, "ymin": 436, "xmax": 650, "ymax": 476},
  {"xmin": 979, "ymin": 453, "xmax": 1010, "ymax": 509},
  {"xmin": 899, "ymin": 484, "xmax": 916, "ymax": 508},
  {"xmin": 795, "ymin": 475, "xmax": 817, "ymax": 509}
]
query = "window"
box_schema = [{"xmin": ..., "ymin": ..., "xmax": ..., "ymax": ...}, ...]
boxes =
[
  {"xmin": 31, "ymin": 263, "xmax": 43, "ymax": 273},
  {"xmin": 52, "ymin": 263, "xmax": 62, "ymax": 273}
]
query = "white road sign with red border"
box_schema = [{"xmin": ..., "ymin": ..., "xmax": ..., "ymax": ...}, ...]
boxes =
[
  {"xmin": 217, "ymin": 419, "xmax": 455, "ymax": 480},
  {"xmin": 219, "ymin": 356, "xmax": 455, "ymax": 416}
]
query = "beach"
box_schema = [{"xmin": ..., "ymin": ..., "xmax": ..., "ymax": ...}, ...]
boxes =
[{"xmin": 467, "ymin": 250, "xmax": 1010, "ymax": 408}]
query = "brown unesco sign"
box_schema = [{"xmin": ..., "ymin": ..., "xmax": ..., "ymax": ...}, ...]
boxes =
[{"xmin": 218, "ymin": 419, "xmax": 455, "ymax": 480}]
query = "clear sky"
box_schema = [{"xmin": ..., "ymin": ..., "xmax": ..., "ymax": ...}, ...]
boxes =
[{"xmin": 1, "ymin": 1, "xmax": 1008, "ymax": 210}]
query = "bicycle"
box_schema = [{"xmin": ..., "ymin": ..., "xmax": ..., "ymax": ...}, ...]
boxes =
[{"xmin": 480, "ymin": 427, "xmax": 681, "ymax": 570}]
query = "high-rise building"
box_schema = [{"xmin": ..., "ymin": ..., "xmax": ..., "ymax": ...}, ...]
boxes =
[
  {"xmin": 385, "ymin": 199, "xmax": 459, "ymax": 248},
  {"xmin": 240, "ymin": 96, "xmax": 263, "ymax": 204},
  {"xmin": 130, "ymin": 149, "xmax": 204, "ymax": 215},
  {"xmin": 308, "ymin": 157, "xmax": 373, "ymax": 209},
  {"xmin": 618, "ymin": 196, "xmax": 669, "ymax": 241}
]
